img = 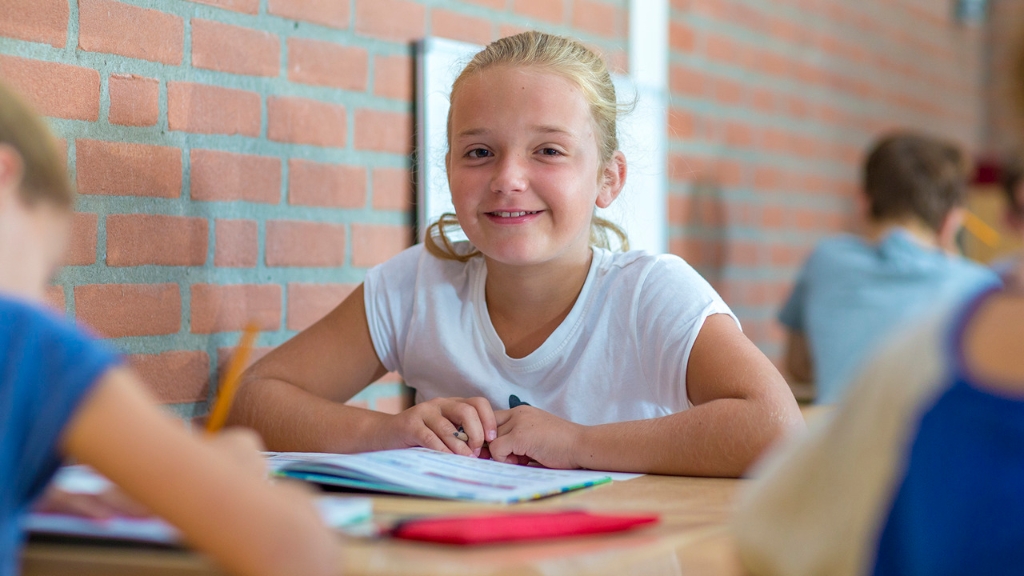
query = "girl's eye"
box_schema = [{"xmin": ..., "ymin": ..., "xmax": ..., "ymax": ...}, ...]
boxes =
[
  {"xmin": 539, "ymin": 148, "xmax": 562, "ymax": 156},
  {"xmin": 467, "ymin": 148, "xmax": 492, "ymax": 159}
]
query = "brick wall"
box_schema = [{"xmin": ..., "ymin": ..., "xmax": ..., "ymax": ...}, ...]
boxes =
[
  {"xmin": 0, "ymin": 0, "xmax": 990, "ymax": 416},
  {"xmin": 0, "ymin": 0, "xmax": 628, "ymax": 418},
  {"xmin": 984, "ymin": 0, "xmax": 1024, "ymax": 155},
  {"xmin": 667, "ymin": 0, "xmax": 986, "ymax": 362}
]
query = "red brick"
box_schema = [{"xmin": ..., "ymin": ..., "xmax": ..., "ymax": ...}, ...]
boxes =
[
  {"xmin": 667, "ymin": 195, "xmax": 691, "ymax": 225},
  {"xmin": 669, "ymin": 20, "xmax": 695, "ymax": 53},
  {"xmin": 354, "ymin": 109, "xmax": 411, "ymax": 154},
  {"xmin": 288, "ymin": 160, "xmax": 366, "ymax": 208},
  {"xmin": 705, "ymin": 33, "xmax": 738, "ymax": 65},
  {"xmin": 76, "ymin": 140, "xmax": 181, "ymax": 198},
  {"xmin": 463, "ymin": 0, "xmax": 504, "ymax": 8},
  {"xmin": 498, "ymin": 24, "xmax": 531, "ymax": 39},
  {"xmin": 724, "ymin": 121, "xmax": 754, "ymax": 148},
  {"xmin": 75, "ymin": 284, "xmax": 181, "ymax": 338},
  {"xmin": 190, "ymin": 150, "xmax": 281, "ymax": 203},
  {"xmin": 130, "ymin": 351, "xmax": 210, "ymax": 403},
  {"xmin": 355, "ymin": 0, "xmax": 426, "ymax": 42},
  {"xmin": 187, "ymin": 0, "xmax": 259, "ymax": 14},
  {"xmin": 0, "ymin": 0, "xmax": 67, "ymax": 48},
  {"xmin": 430, "ymin": 9, "xmax": 492, "ymax": 45},
  {"xmin": 713, "ymin": 76, "xmax": 744, "ymax": 106},
  {"xmin": 191, "ymin": 284, "xmax": 282, "ymax": 333},
  {"xmin": 371, "ymin": 167, "xmax": 412, "ymax": 210},
  {"xmin": 268, "ymin": 0, "xmax": 349, "ymax": 29},
  {"xmin": 513, "ymin": 0, "xmax": 565, "ymax": 23},
  {"xmin": 108, "ymin": 74, "xmax": 159, "ymax": 127},
  {"xmin": 267, "ymin": 97, "xmax": 346, "ymax": 147},
  {"xmin": 572, "ymin": 0, "xmax": 621, "ymax": 39},
  {"xmin": 266, "ymin": 221, "xmax": 346, "ymax": 267},
  {"xmin": 215, "ymin": 219, "xmax": 259, "ymax": 268},
  {"xmin": 287, "ymin": 38, "xmax": 367, "ymax": 91},
  {"xmin": 668, "ymin": 108, "xmax": 696, "ymax": 139},
  {"xmin": 106, "ymin": 214, "xmax": 208, "ymax": 267},
  {"xmin": 286, "ymin": 283, "xmax": 357, "ymax": 331},
  {"xmin": 65, "ymin": 213, "xmax": 98, "ymax": 266},
  {"xmin": 45, "ymin": 286, "xmax": 65, "ymax": 313},
  {"xmin": 373, "ymin": 55, "xmax": 413, "ymax": 101},
  {"xmin": 78, "ymin": 0, "xmax": 183, "ymax": 65},
  {"xmin": 669, "ymin": 64, "xmax": 708, "ymax": 98},
  {"xmin": 215, "ymin": 346, "xmax": 273, "ymax": 375},
  {"xmin": 0, "ymin": 56, "xmax": 99, "ymax": 121},
  {"xmin": 762, "ymin": 205, "xmax": 785, "ymax": 228},
  {"xmin": 168, "ymin": 82, "xmax": 261, "ymax": 136},
  {"xmin": 351, "ymin": 224, "xmax": 411, "ymax": 268},
  {"xmin": 191, "ymin": 19, "xmax": 279, "ymax": 77}
]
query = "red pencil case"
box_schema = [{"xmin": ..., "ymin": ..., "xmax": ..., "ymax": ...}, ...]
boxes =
[{"xmin": 391, "ymin": 510, "xmax": 658, "ymax": 545}]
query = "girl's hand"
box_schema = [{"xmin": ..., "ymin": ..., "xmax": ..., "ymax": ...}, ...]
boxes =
[
  {"xmin": 378, "ymin": 397, "xmax": 497, "ymax": 457},
  {"xmin": 488, "ymin": 406, "xmax": 586, "ymax": 469}
]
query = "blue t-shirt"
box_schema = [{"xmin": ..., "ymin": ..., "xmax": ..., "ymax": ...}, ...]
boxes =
[
  {"xmin": 872, "ymin": 289, "xmax": 1024, "ymax": 575},
  {"xmin": 0, "ymin": 296, "xmax": 120, "ymax": 576},
  {"xmin": 779, "ymin": 229, "xmax": 999, "ymax": 404}
]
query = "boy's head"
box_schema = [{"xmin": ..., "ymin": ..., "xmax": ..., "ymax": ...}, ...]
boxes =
[
  {"xmin": 0, "ymin": 80, "xmax": 75, "ymax": 298},
  {"xmin": 0, "ymin": 81, "xmax": 73, "ymax": 209},
  {"xmin": 1001, "ymin": 156, "xmax": 1024, "ymax": 221},
  {"xmin": 862, "ymin": 132, "xmax": 967, "ymax": 233}
]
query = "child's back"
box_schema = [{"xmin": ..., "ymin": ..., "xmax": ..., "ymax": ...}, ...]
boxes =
[
  {"xmin": 780, "ymin": 132, "xmax": 999, "ymax": 403},
  {"xmin": 0, "ymin": 80, "xmax": 339, "ymax": 576},
  {"xmin": 784, "ymin": 230, "xmax": 997, "ymax": 403}
]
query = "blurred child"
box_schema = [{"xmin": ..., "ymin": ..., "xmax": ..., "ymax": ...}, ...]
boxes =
[
  {"xmin": 991, "ymin": 156, "xmax": 1024, "ymax": 280},
  {"xmin": 780, "ymin": 132, "xmax": 999, "ymax": 404},
  {"xmin": 228, "ymin": 31, "xmax": 803, "ymax": 477},
  {"xmin": 0, "ymin": 81, "xmax": 340, "ymax": 576},
  {"xmin": 734, "ymin": 48, "xmax": 1024, "ymax": 576}
]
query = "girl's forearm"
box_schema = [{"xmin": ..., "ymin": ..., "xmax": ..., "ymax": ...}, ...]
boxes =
[
  {"xmin": 230, "ymin": 377, "xmax": 392, "ymax": 453},
  {"xmin": 573, "ymin": 397, "xmax": 801, "ymax": 477}
]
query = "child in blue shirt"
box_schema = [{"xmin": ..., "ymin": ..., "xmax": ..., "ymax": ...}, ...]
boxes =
[
  {"xmin": 780, "ymin": 132, "xmax": 999, "ymax": 404},
  {"xmin": 0, "ymin": 81, "xmax": 339, "ymax": 576}
]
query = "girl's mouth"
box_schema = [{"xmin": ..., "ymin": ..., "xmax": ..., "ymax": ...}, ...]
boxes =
[{"xmin": 487, "ymin": 211, "xmax": 541, "ymax": 218}]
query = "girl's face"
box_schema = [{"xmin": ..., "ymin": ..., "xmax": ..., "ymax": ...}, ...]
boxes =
[{"xmin": 447, "ymin": 66, "xmax": 623, "ymax": 268}]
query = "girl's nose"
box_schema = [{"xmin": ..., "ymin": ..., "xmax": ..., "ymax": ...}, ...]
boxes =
[{"xmin": 491, "ymin": 154, "xmax": 528, "ymax": 194}]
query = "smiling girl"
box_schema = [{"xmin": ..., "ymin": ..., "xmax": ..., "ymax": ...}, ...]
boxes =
[{"xmin": 229, "ymin": 31, "xmax": 802, "ymax": 477}]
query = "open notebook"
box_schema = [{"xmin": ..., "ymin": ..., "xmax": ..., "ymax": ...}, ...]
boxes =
[
  {"xmin": 269, "ymin": 447, "xmax": 635, "ymax": 504},
  {"xmin": 26, "ymin": 466, "xmax": 372, "ymax": 546}
]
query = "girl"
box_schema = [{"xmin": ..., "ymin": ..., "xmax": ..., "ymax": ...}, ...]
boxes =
[
  {"xmin": 0, "ymin": 81, "xmax": 339, "ymax": 576},
  {"xmin": 229, "ymin": 31, "xmax": 802, "ymax": 477}
]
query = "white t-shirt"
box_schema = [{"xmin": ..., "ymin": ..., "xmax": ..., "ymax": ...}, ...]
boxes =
[{"xmin": 363, "ymin": 243, "xmax": 737, "ymax": 426}]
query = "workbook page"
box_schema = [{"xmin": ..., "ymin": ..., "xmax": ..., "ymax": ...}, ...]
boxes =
[{"xmin": 274, "ymin": 448, "xmax": 621, "ymax": 503}]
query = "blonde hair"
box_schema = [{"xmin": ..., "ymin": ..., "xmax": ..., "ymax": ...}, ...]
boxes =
[
  {"xmin": 0, "ymin": 80, "xmax": 73, "ymax": 208},
  {"xmin": 425, "ymin": 31, "xmax": 629, "ymax": 262}
]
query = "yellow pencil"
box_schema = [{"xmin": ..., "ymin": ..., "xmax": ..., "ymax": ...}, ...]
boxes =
[
  {"xmin": 206, "ymin": 322, "xmax": 259, "ymax": 434},
  {"xmin": 962, "ymin": 210, "xmax": 1000, "ymax": 249}
]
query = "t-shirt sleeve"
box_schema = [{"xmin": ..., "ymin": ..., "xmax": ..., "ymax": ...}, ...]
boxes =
[
  {"xmin": 634, "ymin": 255, "xmax": 739, "ymax": 410},
  {"xmin": 1, "ymin": 299, "xmax": 122, "ymax": 508},
  {"xmin": 362, "ymin": 244, "xmax": 424, "ymax": 373}
]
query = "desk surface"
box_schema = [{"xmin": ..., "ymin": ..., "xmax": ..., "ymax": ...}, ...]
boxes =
[{"xmin": 22, "ymin": 474, "xmax": 747, "ymax": 576}]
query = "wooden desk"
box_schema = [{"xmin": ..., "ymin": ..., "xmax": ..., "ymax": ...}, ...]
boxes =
[{"xmin": 22, "ymin": 475, "xmax": 746, "ymax": 576}]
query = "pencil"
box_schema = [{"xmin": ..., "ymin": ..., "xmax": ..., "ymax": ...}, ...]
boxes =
[
  {"xmin": 206, "ymin": 322, "xmax": 259, "ymax": 434},
  {"xmin": 962, "ymin": 210, "xmax": 1000, "ymax": 248}
]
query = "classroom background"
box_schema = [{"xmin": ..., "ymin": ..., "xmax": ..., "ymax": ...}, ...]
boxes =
[{"xmin": 1, "ymin": 0, "xmax": 1020, "ymax": 419}]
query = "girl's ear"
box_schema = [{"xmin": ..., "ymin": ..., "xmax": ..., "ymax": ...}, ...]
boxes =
[
  {"xmin": 0, "ymin": 144, "xmax": 25, "ymax": 208},
  {"xmin": 596, "ymin": 151, "xmax": 626, "ymax": 209}
]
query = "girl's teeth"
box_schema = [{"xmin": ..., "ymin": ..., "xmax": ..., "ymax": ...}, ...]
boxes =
[{"xmin": 497, "ymin": 211, "xmax": 534, "ymax": 217}]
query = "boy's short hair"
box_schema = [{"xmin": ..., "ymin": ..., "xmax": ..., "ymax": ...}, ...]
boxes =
[
  {"xmin": 0, "ymin": 80, "xmax": 73, "ymax": 208},
  {"xmin": 863, "ymin": 132, "xmax": 967, "ymax": 233},
  {"xmin": 1000, "ymin": 156, "xmax": 1024, "ymax": 216}
]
